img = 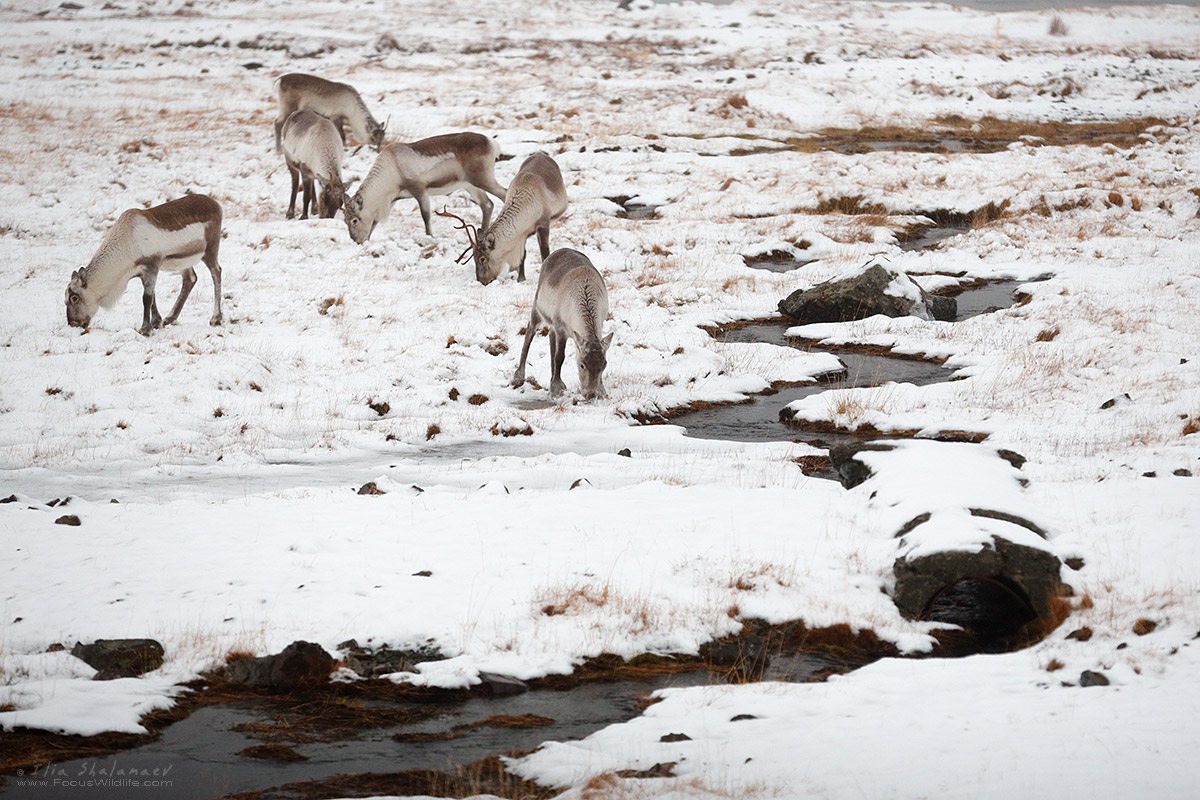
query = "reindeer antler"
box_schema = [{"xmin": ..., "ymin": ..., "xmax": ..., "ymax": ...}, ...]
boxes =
[{"xmin": 435, "ymin": 206, "xmax": 479, "ymax": 265}]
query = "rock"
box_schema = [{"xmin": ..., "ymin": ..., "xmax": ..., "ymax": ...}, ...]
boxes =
[
  {"xmin": 71, "ymin": 639, "xmax": 165, "ymax": 679},
  {"xmin": 1099, "ymin": 393, "xmax": 1132, "ymax": 410},
  {"xmin": 1079, "ymin": 670, "xmax": 1109, "ymax": 687},
  {"xmin": 699, "ymin": 637, "xmax": 769, "ymax": 681},
  {"xmin": 617, "ymin": 448, "xmax": 632, "ymax": 457},
  {"xmin": 357, "ymin": 481, "xmax": 385, "ymax": 495},
  {"xmin": 1174, "ymin": 468, "xmax": 1193, "ymax": 477},
  {"xmin": 660, "ymin": 732, "xmax": 692, "ymax": 743},
  {"xmin": 827, "ymin": 441, "xmax": 898, "ymax": 489},
  {"xmin": 0, "ymin": 495, "xmax": 18, "ymax": 504},
  {"xmin": 341, "ymin": 643, "xmax": 445, "ymax": 678},
  {"xmin": 54, "ymin": 515, "xmax": 81, "ymax": 526},
  {"xmin": 778, "ymin": 263, "xmax": 956, "ymax": 324},
  {"xmin": 239, "ymin": 744, "xmax": 308, "ymax": 762},
  {"xmin": 1066, "ymin": 627, "xmax": 1093, "ymax": 642},
  {"xmin": 477, "ymin": 671, "xmax": 529, "ymax": 697},
  {"xmin": 1132, "ymin": 618, "xmax": 1157, "ymax": 636},
  {"xmin": 222, "ymin": 641, "xmax": 333, "ymax": 689},
  {"xmin": 368, "ymin": 400, "xmax": 390, "ymax": 416},
  {"xmin": 730, "ymin": 713, "xmax": 759, "ymax": 721}
]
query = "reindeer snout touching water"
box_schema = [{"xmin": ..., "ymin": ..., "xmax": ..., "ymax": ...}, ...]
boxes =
[
  {"xmin": 511, "ymin": 248, "xmax": 613, "ymax": 400},
  {"xmin": 65, "ymin": 194, "xmax": 224, "ymax": 336}
]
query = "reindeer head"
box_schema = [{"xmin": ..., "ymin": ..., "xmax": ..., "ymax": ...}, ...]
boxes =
[
  {"xmin": 319, "ymin": 173, "xmax": 346, "ymax": 219},
  {"xmin": 343, "ymin": 192, "xmax": 375, "ymax": 244},
  {"xmin": 65, "ymin": 268, "xmax": 96, "ymax": 328},
  {"xmin": 436, "ymin": 207, "xmax": 489, "ymax": 281},
  {"xmin": 369, "ymin": 116, "xmax": 388, "ymax": 152},
  {"xmin": 577, "ymin": 332, "xmax": 614, "ymax": 400}
]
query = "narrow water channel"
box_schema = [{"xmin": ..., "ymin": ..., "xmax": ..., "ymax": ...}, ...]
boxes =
[
  {"xmin": 672, "ymin": 280, "xmax": 1027, "ymax": 446},
  {"xmin": 0, "ymin": 655, "xmax": 841, "ymax": 800}
]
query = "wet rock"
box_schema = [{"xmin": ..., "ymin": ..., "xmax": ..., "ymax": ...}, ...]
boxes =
[
  {"xmin": 828, "ymin": 441, "xmax": 898, "ymax": 489},
  {"xmin": 71, "ymin": 639, "xmax": 164, "ymax": 679},
  {"xmin": 699, "ymin": 637, "xmax": 769, "ymax": 680},
  {"xmin": 341, "ymin": 643, "xmax": 446, "ymax": 678},
  {"xmin": 778, "ymin": 263, "xmax": 955, "ymax": 324},
  {"xmin": 1079, "ymin": 670, "xmax": 1110, "ymax": 687},
  {"xmin": 478, "ymin": 671, "xmax": 529, "ymax": 697},
  {"xmin": 222, "ymin": 641, "xmax": 333, "ymax": 689},
  {"xmin": 54, "ymin": 515, "xmax": 81, "ymax": 526}
]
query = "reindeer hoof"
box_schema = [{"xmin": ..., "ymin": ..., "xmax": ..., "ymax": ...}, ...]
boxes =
[
  {"xmin": 286, "ymin": 210, "xmax": 296, "ymax": 220},
  {"xmin": 137, "ymin": 325, "xmax": 152, "ymax": 337},
  {"xmin": 210, "ymin": 315, "xmax": 223, "ymax": 327}
]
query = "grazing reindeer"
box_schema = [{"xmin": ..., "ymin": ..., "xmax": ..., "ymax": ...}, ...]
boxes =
[
  {"xmin": 65, "ymin": 195, "xmax": 223, "ymax": 336},
  {"xmin": 451, "ymin": 152, "xmax": 567, "ymax": 285},
  {"xmin": 273, "ymin": 73, "xmax": 386, "ymax": 153},
  {"xmin": 511, "ymin": 248, "xmax": 613, "ymax": 399},
  {"xmin": 343, "ymin": 133, "xmax": 506, "ymax": 244},
  {"xmin": 281, "ymin": 110, "xmax": 346, "ymax": 219}
]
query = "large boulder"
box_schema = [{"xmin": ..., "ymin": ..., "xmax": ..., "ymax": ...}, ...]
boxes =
[
  {"xmin": 71, "ymin": 639, "xmax": 165, "ymax": 680},
  {"xmin": 222, "ymin": 641, "xmax": 333, "ymax": 690},
  {"xmin": 779, "ymin": 263, "xmax": 956, "ymax": 324}
]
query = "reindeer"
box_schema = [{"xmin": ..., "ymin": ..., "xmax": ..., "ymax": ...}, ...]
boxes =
[
  {"xmin": 65, "ymin": 195, "xmax": 223, "ymax": 336},
  {"xmin": 280, "ymin": 109, "xmax": 346, "ymax": 220},
  {"xmin": 342, "ymin": 133, "xmax": 507, "ymax": 244},
  {"xmin": 511, "ymin": 248, "xmax": 613, "ymax": 399},
  {"xmin": 440, "ymin": 152, "xmax": 567, "ymax": 285},
  {"xmin": 273, "ymin": 73, "xmax": 386, "ymax": 153}
]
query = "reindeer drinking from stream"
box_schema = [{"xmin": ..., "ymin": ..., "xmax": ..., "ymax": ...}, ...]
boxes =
[
  {"xmin": 511, "ymin": 248, "xmax": 613, "ymax": 399},
  {"xmin": 65, "ymin": 195, "xmax": 224, "ymax": 336},
  {"xmin": 342, "ymin": 133, "xmax": 507, "ymax": 244},
  {"xmin": 280, "ymin": 110, "xmax": 346, "ymax": 219},
  {"xmin": 441, "ymin": 152, "xmax": 567, "ymax": 285},
  {"xmin": 273, "ymin": 73, "xmax": 387, "ymax": 153}
]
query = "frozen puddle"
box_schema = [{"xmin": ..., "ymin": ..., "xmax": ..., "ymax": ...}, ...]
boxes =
[{"xmin": 671, "ymin": 280, "xmax": 1030, "ymax": 446}]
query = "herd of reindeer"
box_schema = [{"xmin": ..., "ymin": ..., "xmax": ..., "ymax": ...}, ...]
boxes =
[{"xmin": 63, "ymin": 73, "xmax": 614, "ymax": 399}]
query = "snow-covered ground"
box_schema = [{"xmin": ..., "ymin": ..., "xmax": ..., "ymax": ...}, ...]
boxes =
[{"xmin": 1, "ymin": 0, "xmax": 1198, "ymax": 796}]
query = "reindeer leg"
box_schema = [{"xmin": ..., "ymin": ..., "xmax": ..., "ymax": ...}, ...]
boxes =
[
  {"xmin": 415, "ymin": 190, "xmax": 434, "ymax": 236},
  {"xmin": 549, "ymin": 327, "xmax": 568, "ymax": 397},
  {"xmin": 301, "ymin": 178, "xmax": 314, "ymax": 220},
  {"xmin": 163, "ymin": 267, "xmax": 197, "ymax": 326},
  {"xmin": 536, "ymin": 222, "xmax": 551, "ymax": 260},
  {"xmin": 470, "ymin": 187, "xmax": 494, "ymax": 232},
  {"xmin": 204, "ymin": 236, "xmax": 223, "ymax": 327},
  {"xmin": 286, "ymin": 165, "xmax": 300, "ymax": 219},
  {"xmin": 137, "ymin": 261, "xmax": 161, "ymax": 336},
  {"xmin": 511, "ymin": 308, "xmax": 541, "ymax": 388},
  {"xmin": 517, "ymin": 245, "xmax": 527, "ymax": 283},
  {"xmin": 274, "ymin": 115, "xmax": 285, "ymax": 153}
]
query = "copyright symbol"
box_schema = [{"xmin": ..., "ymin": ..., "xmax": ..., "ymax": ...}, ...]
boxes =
[{"xmin": 16, "ymin": 770, "xmax": 23, "ymax": 776}]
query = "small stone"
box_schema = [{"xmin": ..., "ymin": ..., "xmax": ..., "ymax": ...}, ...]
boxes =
[
  {"xmin": 55, "ymin": 515, "xmax": 81, "ymax": 526},
  {"xmin": 1079, "ymin": 670, "xmax": 1109, "ymax": 687},
  {"xmin": 660, "ymin": 732, "xmax": 692, "ymax": 743},
  {"xmin": 1066, "ymin": 627, "xmax": 1093, "ymax": 642},
  {"xmin": 1064, "ymin": 557, "xmax": 1085, "ymax": 570},
  {"xmin": 730, "ymin": 713, "xmax": 758, "ymax": 721},
  {"xmin": 47, "ymin": 643, "xmax": 65, "ymax": 652},
  {"xmin": 222, "ymin": 641, "xmax": 333, "ymax": 689},
  {"xmin": 1173, "ymin": 468, "xmax": 1193, "ymax": 477},
  {"xmin": 1142, "ymin": 471, "xmax": 1157, "ymax": 478},
  {"xmin": 336, "ymin": 639, "xmax": 360, "ymax": 652},
  {"xmin": 1099, "ymin": 393, "xmax": 1131, "ymax": 410},
  {"xmin": 412, "ymin": 570, "xmax": 432, "ymax": 577},
  {"xmin": 478, "ymin": 672, "xmax": 528, "ymax": 697},
  {"xmin": 617, "ymin": 448, "xmax": 632, "ymax": 457},
  {"xmin": 1132, "ymin": 618, "xmax": 1157, "ymax": 636},
  {"xmin": 0, "ymin": 495, "xmax": 17, "ymax": 504},
  {"xmin": 357, "ymin": 482, "xmax": 385, "ymax": 495},
  {"xmin": 368, "ymin": 400, "xmax": 390, "ymax": 416}
]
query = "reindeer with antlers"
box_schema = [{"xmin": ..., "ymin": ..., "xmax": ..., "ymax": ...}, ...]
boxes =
[{"xmin": 437, "ymin": 152, "xmax": 567, "ymax": 285}]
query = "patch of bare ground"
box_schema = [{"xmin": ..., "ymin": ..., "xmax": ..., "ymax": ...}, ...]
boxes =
[{"xmin": 702, "ymin": 116, "xmax": 1170, "ymax": 156}]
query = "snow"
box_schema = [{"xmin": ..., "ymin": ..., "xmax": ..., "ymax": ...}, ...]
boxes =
[{"xmin": 1, "ymin": 0, "xmax": 1199, "ymax": 796}]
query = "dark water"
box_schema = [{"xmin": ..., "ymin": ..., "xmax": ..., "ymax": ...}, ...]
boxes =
[
  {"xmin": 673, "ymin": 280, "xmax": 1027, "ymax": 444},
  {"xmin": 0, "ymin": 655, "xmax": 837, "ymax": 800}
]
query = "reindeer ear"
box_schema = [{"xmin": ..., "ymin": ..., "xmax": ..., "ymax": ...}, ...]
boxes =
[
  {"xmin": 602, "ymin": 331, "xmax": 614, "ymax": 353},
  {"xmin": 71, "ymin": 268, "xmax": 87, "ymax": 288}
]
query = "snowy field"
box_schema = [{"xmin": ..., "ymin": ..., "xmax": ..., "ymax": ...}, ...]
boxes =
[{"xmin": 1, "ymin": 0, "xmax": 1199, "ymax": 796}]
